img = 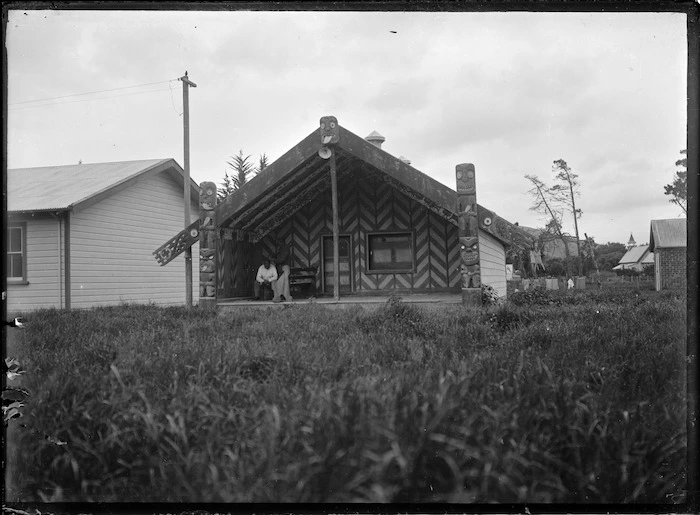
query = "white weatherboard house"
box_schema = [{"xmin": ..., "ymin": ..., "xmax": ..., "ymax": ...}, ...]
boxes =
[
  {"xmin": 612, "ymin": 245, "xmax": 654, "ymax": 272},
  {"xmin": 6, "ymin": 159, "xmax": 200, "ymax": 312}
]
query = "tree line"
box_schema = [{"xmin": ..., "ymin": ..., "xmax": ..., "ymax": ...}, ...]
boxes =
[{"xmin": 521, "ymin": 149, "xmax": 686, "ymax": 278}]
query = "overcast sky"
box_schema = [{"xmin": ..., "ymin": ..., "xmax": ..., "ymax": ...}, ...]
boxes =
[{"xmin": 5, "ymin": 7, "xmax": 688, "ymax": 245}]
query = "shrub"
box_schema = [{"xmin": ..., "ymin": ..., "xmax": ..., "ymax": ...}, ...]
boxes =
[
  {"xmin": 481, "ymin": 284, "xmax": 501, "ymax": 306},
  {"xmin": 509, "ymin": 286, "xmax": 556, "ymax": 306}
]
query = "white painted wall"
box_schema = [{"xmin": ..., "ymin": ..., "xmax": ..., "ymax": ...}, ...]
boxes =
[
  {"xmin": 6, "ymin": 214, "xmax": 64, "ymax": 313},
  {"xmin": 479, "ymin": 230, "xmax": 507, "ymax": 298},
  {"xmin": 70, "ymin": 172, "xmax": 200, "ymax": 308}
]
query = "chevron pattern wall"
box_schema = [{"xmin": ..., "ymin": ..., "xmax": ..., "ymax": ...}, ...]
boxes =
[{"xmin": 221, "ymin": 168, "xmax": 461, "ymax": 297}]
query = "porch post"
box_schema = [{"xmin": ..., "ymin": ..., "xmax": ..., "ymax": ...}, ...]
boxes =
[
  {"xmin": 330, "ymin": 149, "xmax": 340, "ymax": 301},
  {"xmin": 199, "ymin": 181, "xmax": 217, "ymax": 309},
  {"xmin": 320, "ymin": 115, "xmax": 341, "ymax": 301},
  {"xmin": 456, "ymin": 163, "xmax": 482, "ymax": 307}
]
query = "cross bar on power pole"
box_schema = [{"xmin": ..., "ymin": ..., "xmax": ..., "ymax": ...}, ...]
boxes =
[
  {"xmin": 180, "ymin": 71, "xmax": 197, "ymax": 308},
  {"xmin": 180, "ymin": 71, "xmax": 197, "ymax": 89}
]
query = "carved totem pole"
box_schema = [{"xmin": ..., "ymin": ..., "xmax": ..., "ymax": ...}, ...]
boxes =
[
  {"xmin": 456, "ymin": 163, "xmax": 482, "ymax": 307},
  {"xmin": 199, "ymin": 182, "xmax": 217, "ymax": 308}
]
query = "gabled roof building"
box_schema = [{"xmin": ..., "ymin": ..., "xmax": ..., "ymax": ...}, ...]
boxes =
[
  {"xmin": 613, "ymin": 245, "xmax": 654, "ymax": 272},
  {"xmin": 202, "ymin": 118, "xmax": 534, "ymax": 302},
  {"xmin": 6, "ymin": 159, "xmax": 200, "ymax": 311},
  {"xmin": 649, "ymin": 218, "xmax": 687, "ymax": 291}
]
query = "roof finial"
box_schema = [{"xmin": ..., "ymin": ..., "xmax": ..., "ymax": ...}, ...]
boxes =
[{"xmin": 365, "ymin": 130, "xmax": 385, "ymax": 149}]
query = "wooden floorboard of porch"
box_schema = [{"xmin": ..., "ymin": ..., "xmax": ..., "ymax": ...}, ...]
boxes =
[{"xmin": 217, "ymin": 292, "xmax": 464, "ymax": 311}]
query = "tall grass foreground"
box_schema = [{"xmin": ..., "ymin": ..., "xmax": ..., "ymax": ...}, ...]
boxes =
[{"xmin": 6, "ymin": 286, "xmax": 687, "ymax": 503}]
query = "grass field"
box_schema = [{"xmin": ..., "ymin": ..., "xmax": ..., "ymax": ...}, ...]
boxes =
[{"xmin": 4, "ymin": 283, "xmax": 688, "ymax": 503}]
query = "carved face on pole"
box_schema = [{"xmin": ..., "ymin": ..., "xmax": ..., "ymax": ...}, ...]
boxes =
[
  {"xmin": 320, "ymin": 116, "xmax": 339, "ymax": 145},
  {"xmin": 200, "ymin": 182, "xmax": 217, "ymax": 211},
  {"xmin": 456, "ymin": 164, "xmax": 476, "ymax": 195},
  {"xmin": 460, "ymin": 236, "xmax": 479, "ymax": 266}
]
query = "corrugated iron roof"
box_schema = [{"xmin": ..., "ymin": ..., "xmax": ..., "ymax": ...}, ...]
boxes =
[
  {"xmin": 7, "ymin": 159, "xmax": 186, "ymax": 213},
  {"xmin": 649, "ymin": 218, "xmax": 687, "ymax": 251},
  {"xmin": 618, "ymin": 245, "xmax": 650, "ymax": 265}
]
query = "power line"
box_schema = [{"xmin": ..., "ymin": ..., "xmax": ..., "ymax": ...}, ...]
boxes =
[
  {"xmin": 7, "ymin": 85, "xmax": 180, "ymax": 111},
  {"xmin": 8, "ymin": 79, "xmax": 180, "ymax": 106}
]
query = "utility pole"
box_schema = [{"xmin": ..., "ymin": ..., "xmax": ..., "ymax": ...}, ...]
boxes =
[{"xmin": 180, "ymin": 71, "xmax": 197, "ymax": 308}]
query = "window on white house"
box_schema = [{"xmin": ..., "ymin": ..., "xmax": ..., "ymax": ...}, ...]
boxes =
[
  {"xmin": 367, "ymin": 232, "xmax": 414, "ymax": 272},
  {"xmin": 7, "ymin": 225, "xmax": 26, "ymax": 281}
]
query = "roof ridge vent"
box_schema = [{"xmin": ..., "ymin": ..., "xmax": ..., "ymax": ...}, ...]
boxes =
[{"xmin": 365, "ymin": 130, "xmax": 385, "ymax": 149}]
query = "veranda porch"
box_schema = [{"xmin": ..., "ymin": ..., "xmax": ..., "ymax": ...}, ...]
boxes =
[{"xmin": 216, "ymin": 291, "xmax": 463, "ymax": 312}]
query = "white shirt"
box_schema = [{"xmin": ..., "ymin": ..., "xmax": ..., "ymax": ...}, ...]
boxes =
[{"xmin": 257, "ymin": 263, "xmax": 278, "ymax": 283}]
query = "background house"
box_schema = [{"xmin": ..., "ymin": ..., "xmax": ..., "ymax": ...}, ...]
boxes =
[
  {"xmin": 519, "ymin": 226, "xmax": 580, "ymax": 260},
  {"xmin": 649, "ymin": 218, "xmax": 686, "ymax": 291},
  {"xmin": 612, "ymin": 244, "xmax": 654, "ymax": 272},
  {"xmin": 6, "ymin": 159, "xmax": 200, "ymax": 312},
  {"xmin": 211, "ymin": 120, "xmax": 534, "ymax": 300}
]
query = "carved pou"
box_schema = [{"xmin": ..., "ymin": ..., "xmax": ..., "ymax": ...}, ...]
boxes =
[
  {"xmin": 460, "ymin": 236, "xmax": 479, "ymax": 266},
  {"xmin": 320, "ymin": 116, "xmax": 339, "ymax": 145},
  {"xmin": 200, "ymin": 183, "xmax": 217, "ymax": 211}
]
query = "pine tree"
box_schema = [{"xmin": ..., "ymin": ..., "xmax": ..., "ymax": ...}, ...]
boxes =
[
  {"xmin": 218, "ymin": 150, "xmax": 255, "ymax": 201},
  {"xmin": 256, "ymin": 153, "xmax": 269, "ymax": 175},
  {"xmin": 218, "ymin": 151, "xmax": 270, "ymax": 202},
  {"xmin": 663, "ymin": 149, "xmax": 687, "ymax": 215}
]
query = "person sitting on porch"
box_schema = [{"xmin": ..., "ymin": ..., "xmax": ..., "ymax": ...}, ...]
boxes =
[
  {"xmin": 254, "ymin": 258, "xmax": 278, "ymax": 300},
  {"xmin": 271, "ymin": 239, "xmax": 292, "ymax": 303}
]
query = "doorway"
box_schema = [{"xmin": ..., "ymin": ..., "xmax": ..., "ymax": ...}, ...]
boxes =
[{"xmin": 322, "ymin": 235, "xmax": 352, "ymax": 294}]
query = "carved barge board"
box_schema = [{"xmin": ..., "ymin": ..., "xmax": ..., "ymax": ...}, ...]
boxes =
[
  {"xmin": 153, "ymin": 220, "xmax": 200, "ymax": 266},
  {"xmin": 215, "ymin": 128, "xmax": 321, "ymax": 227},
  {"xmin": 242, "ymin": 153, "xmax": 352, "ymax": 237},
  {"xmin": 251, "ymin": 154, "xmax": 355, "ymax": 242},
  {"xmin": 225, "ymin": 154, "xmax": 330, "ymax": 231}
]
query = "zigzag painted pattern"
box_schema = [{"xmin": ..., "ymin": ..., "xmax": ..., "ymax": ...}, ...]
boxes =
[
  {"xmin": 377, "ymin": 274, "xmax": 395, "ymax": 290},
  {"xmin": 217, "ymin": 240, "xmax": 225, "ymax": 293},
  {"xmin": 428, "ymin": 210, "xmax": 449, "ymax": 288},
  {"xmin": 308, "ymin": 197, "xmax": 326, "ymax": 290},
  {"xmin": 393, "ymin": 189, "xmax": 412, "ymax": 230},
  {"xmin": 258, "ymin": 235, "xmax": 276, "ymax": 262},
  {"xmin": 358, "ymin": 176, "xmax": 378, "ymax": 290},
  {"xmin": 395, "ymin": 273, "xmax": 412, "ymax": 289},
  {"xmin": 375, "ymin": 180, "xmax": 393, "ymax": 231},
  {"xmin": 412, "ymin": 202, "xmax": 430, "ymax": 289},
  {"xmin": 229, "ymin": 241, "xmax": 239, "ymax": 292},
  {"xmin": 339, "ymin": 177, "xmax": 359, "ymax": 290},
  {"xmin": 229, "ymin": 239, "xmax": 248, "ymax": 295},
  {"xmin": 446, "ymin": 222, "xmax": 461, "ymax": 287},
  {"xmin": 228, "ymin": 168, "xmax": 466, "ymax": 295},
  {"xmin": 291, "ymin": 205, "xmax": 311, "ymax": 268},
  {"xmin": 271, "ymin": 220, "xmax": 293, "ymax": 270}
]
